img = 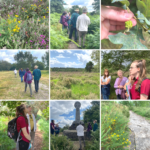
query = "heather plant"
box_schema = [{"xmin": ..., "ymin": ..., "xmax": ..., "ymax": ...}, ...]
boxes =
[
  {"xmin": 0, "ymin": 0, "xmax": 49, "ymax": 49},
  {"xmin": 101, "ymin": 102, "xmax": 131, "ymax": 149}
]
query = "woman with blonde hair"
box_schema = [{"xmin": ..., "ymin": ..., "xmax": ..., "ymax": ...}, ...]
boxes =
[
  {"xmin": 101, "ymin": 69, "xmax": 111, "ymax": 99},
  {"xmin": 129, "ymin": 60, "xmax": 150, "ymax": 100},
  {"xmin": 114, "ymin": 70, "xmax": 128, "ymax": 99}
]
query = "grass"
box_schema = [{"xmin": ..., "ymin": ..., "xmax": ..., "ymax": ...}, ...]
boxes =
[
  {"xmin": 101, "ymin": 102, "xmax": 130, "ymax": 150},
  {"xmin": 50, "ymin": 72, "xmax": 100, "ymax": 100},
  {"xmin": 0, "ymin": 70, "xmax": 49, "ymax": 99},
  {"xmin": 0, "ymin": 116, "xmax": 16, "ymax": 150}
]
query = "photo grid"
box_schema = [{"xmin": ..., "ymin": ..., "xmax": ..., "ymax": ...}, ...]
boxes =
[{"xmin": 1, "ymin": 0, "xmax": 150, "ymax": 149}]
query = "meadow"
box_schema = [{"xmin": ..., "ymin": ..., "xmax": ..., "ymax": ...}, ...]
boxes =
[
  {"xmin": 0, "ymin": 0, "xmax": 49, "ymax": 49},
  {"xmin": 51, "ymin": 72, "xmax": 100, "ymax": 99},
  {"xmin": 50, "ymin": 13, "xmax": 100, "ymax": 49},
  {"xmin": 101, "ymin": 102, "xmax": 131, "ymax": 150},
  {"xmin": 0, "ymin": 70, "xmax": 49, "ymax": 99}
]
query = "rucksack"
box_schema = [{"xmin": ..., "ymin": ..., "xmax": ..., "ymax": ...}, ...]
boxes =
[
  {"xmin": 26, "ymin": 72, "xmax": 32, "ymax": 82},
  {"xmin": 7, "ymin": 116, "xmax": 22, "ymax": 142},
  {"xmin": 59, "ymin": 16, "xmax": 62, "ymax": 24}
]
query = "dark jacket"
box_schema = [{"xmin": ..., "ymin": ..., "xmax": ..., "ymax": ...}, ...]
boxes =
[
  {"xmin": 61, "ymin": 15, "xmax": 69, "ymax": 27},
  {"xmin": 24, "ymin": 71, "xmax": 32, "ymax": 84},
  {"xmin": 70, "ymin": 12, "xmax": 79, "ymax": 28},
  {"xmin": 33, "ymin": 69, "xmax": 41, "ymax": 81},
  {"xmin": 19, "ymin": 70, "xmax": 24, "ymax": 77}
]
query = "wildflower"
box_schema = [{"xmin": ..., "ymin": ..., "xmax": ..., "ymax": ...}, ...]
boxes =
[
  {"xmin": 40, "ymin": 35, "xmax": 45, "ymax": 38},
  {"xmin": 18, "ymin": 21, "xmax": 21, "ymax": 23},
  {"xmin": 117, "ymin": 135, "xmax": 119, "ymax": 137},
  {"xmin": 13, "ymin": 29, "xmax": 17, "ymax": 32},
  {"xmin": 43, "ymin": 16, "xmax": 45, "ymax": 19},
  {"xmin": 126, "ymin": 139, "xmax": 128, "ymax": 141},
  {"xmin": 26, "ymin": 42, "xmax": 27, "ymax": 44},
  {"xmin": 0, "ymin": 34, "xmax": 1, "ymax": 36},
  {"xmin": 122, "ymin": 142, "xmax": 124, "ymax": 144},
  {"xmin": 27, "ymin": 16, "xmax": 29, "ymax": 19},
  {"xmin": 30, "ymin": 40, "xmax": 33, "ymax": 42},
  {"xmin": 15, "ymin": 15, "xmax": 19, "ymax": 17}
]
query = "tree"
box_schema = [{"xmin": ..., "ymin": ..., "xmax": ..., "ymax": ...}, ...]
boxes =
[
  {"xmin": 92, "ymin": 0, "xmax": 100, "ymax": 13},
  {"xmin": 91, "ymin": 50, "xmax": 100, "ymax": 72},
  {"xmin": 50, "ymin": 0, "xmax": 66, "ymax": 13},
  {"xmin": 42, "ymin": 51, "xmax": 49, "ymax": 70},
  {"xmin": 0, "ymin": 60, "xmax": 12, "ymax": 71},
  {"xmin": 85, "ymin": 61, "xmax": 94, "ymax": 72},
  {"xmin": 34, "ymin": 61, "xmax": 45, "ymax": 70},
  {"xmin": 14, "ymin": 51, "xmax": 37, "ymax": 70},
  {"xmin": 69, "ymin": 5, "xmax": 82, "ymax": 15}
]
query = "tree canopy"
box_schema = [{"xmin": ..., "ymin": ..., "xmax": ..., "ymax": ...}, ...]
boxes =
[{"xmin": 85, "ymin": 61, "xmax": 94, "ymax": 72}]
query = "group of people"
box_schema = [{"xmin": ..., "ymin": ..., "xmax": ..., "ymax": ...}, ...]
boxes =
[
  {"xmin": 60, "ymin": 8, "xmax": 90, "ymax": 48},
  {"xmin": 50, "ymin": 120, "xmax": 98, "ymax": 150},
  {"xmin": 16, "ymin": 104, "xmax": 37, "ymax": 150},
  {"xmin": 101, "ymin": 59, "xmax": 150, "ymax": 100},
  {"xmin": 14, "ymin": 65, "xmax": 41, "ymax": 97}
]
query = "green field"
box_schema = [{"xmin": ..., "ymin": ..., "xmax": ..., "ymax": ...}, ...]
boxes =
[
  {"xmin": 0, "ymin": 70, "xmax": 49, "ymax": 99},
  {"xmin": 51, "ymin": 72, "xmax": 100, "ymax": 99}
]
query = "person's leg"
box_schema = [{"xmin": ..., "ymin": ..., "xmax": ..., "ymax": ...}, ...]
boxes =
[
  {"xmin": 19, "ymin": 140, "xmax": 29, "ymax": 150},
  {"xmin": 75, "ymin": 28, "xmax": 78, "ymax": 42},
  {"xmin": 78, "ymin": 31, "xmax": 82, "ymax": 47},
  {"xmin": 83, "ymin": 136, "xmax": 85, "ymax": 148},
  {"xmin": 69, "ymin": 26, "xmax": 74, "ymax": 39},
  {"xmin": 82, "ymin": 32, "xmax": 87, "ymax": 47},
  {"xmin": 34, "ymin": 80, "xmax": 37, "ymax": 92},
  {"xmin": 25, "ymin": 82, "xmax": 27, "ymax": 92},
  {"xmin": 30, "ymin": 131, "xmax": 35, "ymax": 150},
  {"xmin": 117, "ymin": 94, "xmax": 121, "ymax": 99},
  {"xmin": 78, "ymin": 136, "xmax": 82, "ymax": 150},
  {"xmin": 29, "ymin": 83, "xmax": 32, "ymax": 96},
  {"xmin": 37, "ymin": 80, "xmax": 39, "ymax": 92}
]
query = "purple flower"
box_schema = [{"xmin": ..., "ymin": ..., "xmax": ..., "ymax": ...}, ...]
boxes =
[
  {"xmin": 30, "ymin": 40, "xmax": 33, "ymax": 42},
  {"xmin": 31, "ymin": 46, "xmax": 32, "ymax": 48},
  {"xmin": 26, "ymin": 42, "xmax": 28, "ymax": 43},
  {"xmin": 40, "ymin": 35, "xmax": 45, "ymax": 39},
  {"xmin": 0, "ymin": 34, "xmax": 1, "ymax": 36}
]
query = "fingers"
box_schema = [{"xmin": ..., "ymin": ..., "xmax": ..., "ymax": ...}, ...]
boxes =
[{"xmin": 101, "ymin": 5, "xmax": 134, "ymax": 22}]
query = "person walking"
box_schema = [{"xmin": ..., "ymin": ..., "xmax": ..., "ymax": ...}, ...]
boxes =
[
  {"xmin": 76, "ymin": 8, "xmax": 90, "ymax": 48},
  {"xmin": 76, "ymin": 122, "xmax": 85, "ymax": 150},
  {"xmin": 87, "ymin": 122, "xmax": 92, "ymax": 140},
  {"xmin": 14, "ymin": 69, "xmax": 17, "ymax": 78},
  {"xmin": 61, "ymin": 11, "xmax": 69, "ymax": 31},
  {"xmin": 19, "ymin": 68, "xmax": 25, "ymax": 82},
  {"xmin": 93, "ymin": 120, "xmax": 98, "ymax": 131},
  {"xmin": 24, "ymin": 68, "xmax": 33, "ymax": 97},
  {"xmin": 69, "ymin": 9, "xmax": 80, "ymax": 42},
  {"xmin": 16, "ymin": 104, "xmax": 31, "ymax": 150},
  {"xmin": 33, "ymin": 65, "xmax": 41, "ymax": 93},
  {"xmin": 114, "ymin": 70, "xmax": 128, "ymax": 99},
  {"xmin": 26, "ymin": 105, "xmax": 36, "ymax": 150},
  {"xmin": 50, "ymin": 120, "xmax": 55, "ymax": 135}
]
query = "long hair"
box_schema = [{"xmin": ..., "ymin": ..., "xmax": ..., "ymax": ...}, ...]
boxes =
[
  {"xmin": 133, "ymin": 60, "xmax": 146, "ymax": 90},
  {"xmin": 103, "ymin": 69, "xmax": 109, "ymax": 79},
  {"xmin": 16, "ymin": 104, "xmax": 28, "ymax": 124},
  {"xmin": 62, "ymin": 11, "xmax": 67, "ymax": 16}
]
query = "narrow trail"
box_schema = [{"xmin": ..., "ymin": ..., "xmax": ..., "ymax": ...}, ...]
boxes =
[
  {"xmin": 68, "ymin": 37, "xmax": 79, "ymax": 49},
  {"xmin": 31, "ymin": 82, "xmax": 49, "ymax": 100},
  {"xmin": 129, "ymin": 111, "xmax": 150, "ymax": 150}
]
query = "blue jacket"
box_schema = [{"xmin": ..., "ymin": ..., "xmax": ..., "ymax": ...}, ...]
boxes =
[
  {"xmin": 33, "ymin": 69, "xmax": 41, "ymax": 80},
  {"xmin": 19, "ymin": 70, "xmax": 24, "ymax": 77},
  {"xmin": 93, "ymin": 123, "xmax": 98, "ymax": 131},
  {"xmin": 101, "ymin": 84, "xmax": 111, "ymax": 96},
  {"xmin": 70, "ymin": 12, "xmax": 79, "ymax": 28}
]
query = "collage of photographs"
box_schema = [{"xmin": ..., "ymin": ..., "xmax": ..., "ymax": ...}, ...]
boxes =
[{"xmin": 0, "ymin": 0, "xmax": 150, "ymax": 150}]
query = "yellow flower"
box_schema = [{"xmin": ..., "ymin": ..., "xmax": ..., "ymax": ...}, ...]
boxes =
[
  {"xmin": 13, "ymin": 29, "xmax": 17, "ymax": 32},
  {"xmin": 126, "ymin": 139, "xmax": 128, "ymax": 141},
  {"xmin": 25, "ymin": 10, "xmax": 27, "ymax": 13},
  {"xmin": 27, "ymin": 16, "xmax": 29, "ymax": 19},
  {"xmin": 123, "ymin": 138, "xmax": 125, "ymax": 140},
  {"xmin": 18, "ymin": 21, "xmax": 21, "ymax": 23},
  {"xmin": 122, "ymin": 142, "xmax": 124, "ymax": 144},
  {"xmin": 43, "ymin": 16, "xmax": 46, "ymax": 19},
  {"xmin": 117, "ymin": 135, "xmax": 119, "ymax": 137},
  {"xmin": 15, "ymin": 15, "xmax": 19, "ymax": 17}
]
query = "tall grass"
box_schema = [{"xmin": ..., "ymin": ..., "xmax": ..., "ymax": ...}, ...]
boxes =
[
  {"xmin": 101, "ymin": 102, "xmax": 131, "ymax": 150},
  {"xmin": 38, "ymin": 117, "xmax": 49, "ymax": 150}
]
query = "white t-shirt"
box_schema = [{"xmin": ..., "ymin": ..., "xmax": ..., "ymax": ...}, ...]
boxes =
[
  {"xmin": 14, "ymin": 70, "xmax": 17, "ymax": 74},
  {"xmin": 76, "ymin": 125, "xmax": 84, "ymax": 136},
  {"xmin": 101, "ymin": 76, "xmax": 111, "ymax": 83}
]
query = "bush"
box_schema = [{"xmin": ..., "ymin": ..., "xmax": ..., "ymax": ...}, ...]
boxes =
[
  {"xmin": 51, "ymin": 135, "xmax": 74, "ymax": 150},
  {"xmin": 101, "ymin": 102, "xmax": 131, "ymax": 149},
  {"xmin": 84, "ymin": 93, "xmax": 98, "ymax": 99}
]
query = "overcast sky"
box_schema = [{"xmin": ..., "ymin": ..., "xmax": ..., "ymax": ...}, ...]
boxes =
[
  {"xmin": 50, "ymin": 101, "xmax": 92, "ymax": 128},
  {"xmin": 0, "ymin": 50, "xmax": 48, "ymax": 63},
  {"xmin": 64, "ymin": 0, "xmax": 95, "ymax": 12},
  {"xmin": 50, "ymin": 50, "xmax": 96, "ymax": 68}
]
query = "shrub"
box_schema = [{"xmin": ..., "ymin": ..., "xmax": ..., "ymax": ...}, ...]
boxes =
[
  {"xmin": 51, "ymin": 135, "xmax": 74, "ymax": 150},
  {"xmin": 101, "ymin": 102, "xmax": 131, "ymax": 149},
  {"xmin": 84, "ymin": 93, "xmax": 98, "ymax": 99}
]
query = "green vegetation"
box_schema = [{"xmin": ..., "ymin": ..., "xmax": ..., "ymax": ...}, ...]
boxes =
[
  {"xmin": 101, "ymin": 102, "xmax": 130, "ymax": 150},
  {"xmin": 0, "ymin": 0, "xmax": 49, "ymax": 49},
  {"xmin": 51, "ymin": 72, "xmax": 100, "ymax": 99}
]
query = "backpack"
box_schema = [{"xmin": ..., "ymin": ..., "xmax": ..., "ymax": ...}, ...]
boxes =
[
  {"xmin": 7, "ymin": 116, "xmax": 22, "ymax": 142},
  {"xmin": 59, "ymin": 16, "xmax": 62, "ymax": 24},
  {"xmin": 26, "ymin": 72, "xmax": 32, "ymax": 82}
]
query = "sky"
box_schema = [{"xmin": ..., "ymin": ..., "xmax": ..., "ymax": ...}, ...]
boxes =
[
  {"xmin": 64, "ymin": 0, "xmax": 95, "ymax": 12},
  {"xmin": 50, "ymin": 50, "xmax": 96, "ymax": 68},
  {"xmin": 50, "ymin": 101, "xmax": 92, "ymax": 128},
  {"xmin": 0, "ymin": 50, "xmax": 48, "ymax": 64}
]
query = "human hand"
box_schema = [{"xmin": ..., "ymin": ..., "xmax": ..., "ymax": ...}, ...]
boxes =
[
  {"xmin": 125, "ymin": 93, "xmax": 129, "ymax": 98},
  {"xmin": 101, "ymin": 5, "xmax": 137, "ymax": 40}
]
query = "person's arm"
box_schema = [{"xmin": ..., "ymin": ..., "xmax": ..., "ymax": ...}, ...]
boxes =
[
  {"xmin": 140, "ymin": 94, "xmax": 148, "ymax": 100},
  {"xmin": 103, "ymin": 78, "xmax": 111, "ymax": 85},
  {"xmin": 22, "ymin": 127, "xmax": 31, "ymax": 141},
  {"xmin": 76, "ymin": 17, "xmax": 79, "ymax": 30},
  {"xmin": 114, "ymin": 78, "xmax": 119, "ymax": 88}
]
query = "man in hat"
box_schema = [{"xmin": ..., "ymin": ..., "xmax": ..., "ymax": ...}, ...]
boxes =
[
  {"xmin": 69, "ymin": 8, "xmax": 80, "ymax": 42},
  {"xmin": 26, "ymin": 105, "xmax": 37, "ymax": 150},
  {"xmin": 76, "ymin": 8, "xmax": 90, "ymax": 48},
  {"xmin": 32, "ymin": 65, "xmax": 41, "ymax": 93}
]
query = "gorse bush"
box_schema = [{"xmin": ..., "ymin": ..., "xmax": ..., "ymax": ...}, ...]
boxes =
[
  {"xmin": 51, "ymin": 135, "xmax": 74, "ymax": 150},
  {"xmin": 38, "ymin": 117, "xmax": 49, "ymax": 150},
  {"xmin": 101, "ymin": 102, "xmax": 131, "ymax": 150},
  {"xmin": 0, "ymin": 0, "xmax": 49, "ymax": 49}
]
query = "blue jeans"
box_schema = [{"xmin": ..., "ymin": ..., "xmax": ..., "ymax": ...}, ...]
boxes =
[
  {"xmin": 102, "ymin": 94, "xmax": 109, "ymax": 99},
  {"xmin": 21, "ymin": 76, "xmax": 23, "ymax": 82},
  {"xmin": 34, "ymin": 80, "xmax": 39, "ymax": 92},
  {"xmin": 69, "ymin": 26, "xmax": 78, "ymax": 42}
]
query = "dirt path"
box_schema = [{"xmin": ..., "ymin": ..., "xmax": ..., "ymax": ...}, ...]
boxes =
[
  {"xmin": 73, "ymin": 141, "xmax": 85, "ymax": 150},
  {"xmin": 129, "ymin": 111, "xmax": 150, "ymax": 150},
  {"xmin": 68, "ymin": 37, "xmax": 79, "ymax": 49},
  {"xmin": 31, "ymin": 82, "xmax": 49, "ymax": 100}
]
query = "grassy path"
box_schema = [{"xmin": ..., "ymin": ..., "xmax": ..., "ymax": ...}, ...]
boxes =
[{"xmin": 0, "ymin": 71, "xmax": 49, "ymax": 100}]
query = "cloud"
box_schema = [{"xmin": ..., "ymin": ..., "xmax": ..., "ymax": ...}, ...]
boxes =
[
  {"xmin": 50, "ymin": 101, "xmax": 92, "ymax": 128},
  {"xmin": 56, "ymin": 54, "xmax": 70, "ymax": 58}
]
